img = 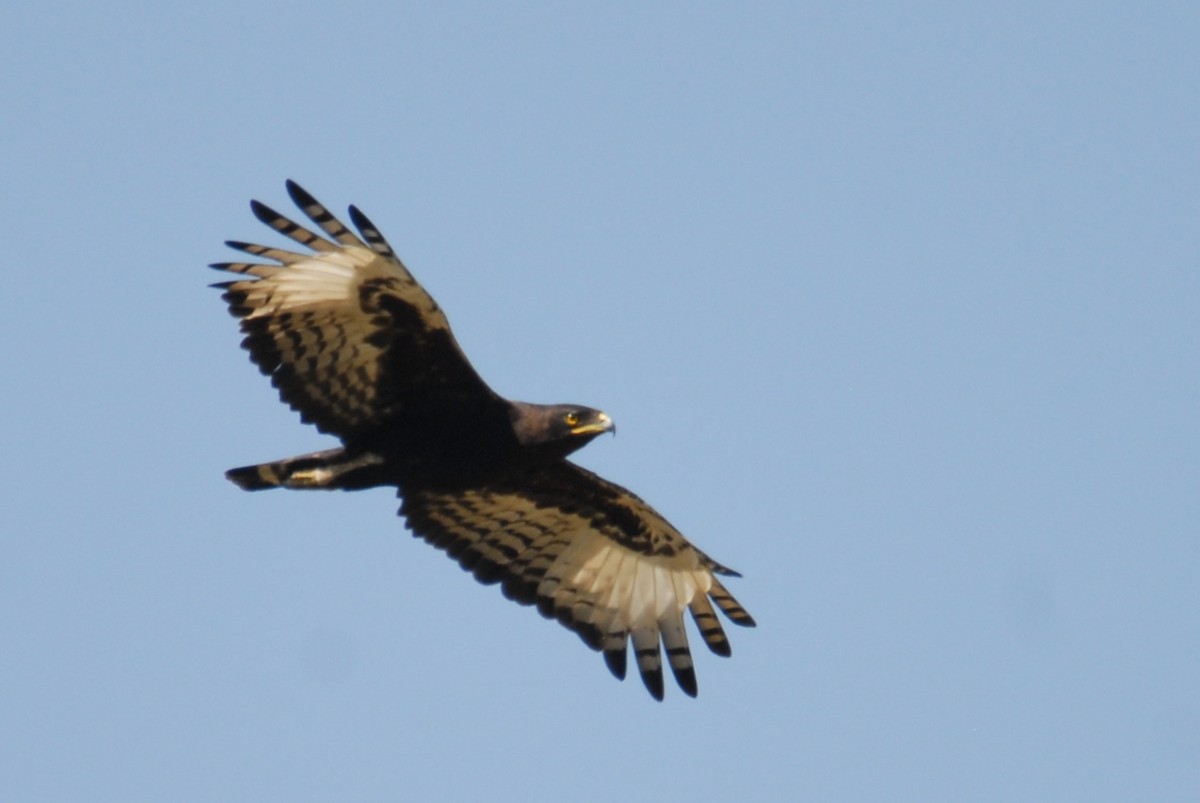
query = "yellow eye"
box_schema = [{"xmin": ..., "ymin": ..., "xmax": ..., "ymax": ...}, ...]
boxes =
[{"xmin": 564, "ymin": 412, "xmax": 580, "ymax": 427}]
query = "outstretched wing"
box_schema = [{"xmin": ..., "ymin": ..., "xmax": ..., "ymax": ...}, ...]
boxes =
[
  {"xmin": 211, "ymin": 181, "xmax": 498, "ymax": 440},
  {"xmin": 400, "ymin": 462, "xmax": 755, "ymax": 699}
]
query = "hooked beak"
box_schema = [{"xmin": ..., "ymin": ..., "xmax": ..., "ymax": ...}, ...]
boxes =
[{"xmin": 570, "ymin": 411, "xmax": 616, "ymax": 437}]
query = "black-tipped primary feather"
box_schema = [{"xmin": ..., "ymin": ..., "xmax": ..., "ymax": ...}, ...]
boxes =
[
  {"xmin": 349, "ymin": 205, "xmax": 398, "ymax": 259},
  {"xmin": 212, "ymin": 182, "xmax": 755, "ymax": 700},
  {"xmin": 286, "ymin": 180, "xmax": 363, "ymax": 248},
  {"xmin": 604, "ymin": 643, "xmax": 628, "ymax": 680}
]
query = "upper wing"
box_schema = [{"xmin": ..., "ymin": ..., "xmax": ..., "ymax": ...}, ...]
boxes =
[
  {"xmin": 211, "ymin": 180, "xmax": 499, "ymax": 440},
  {"xmin": 400, "ymin": 461, "xmax": 755, "ymax": 700}
]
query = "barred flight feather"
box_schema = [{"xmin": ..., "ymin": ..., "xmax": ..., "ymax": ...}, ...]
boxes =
[{"xmin": 213, "ymin": 181, "xmax": 756, "ymax": 701}]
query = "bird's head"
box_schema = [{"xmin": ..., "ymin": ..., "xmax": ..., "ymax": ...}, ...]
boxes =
[{"xmin": 510, "ymin": 403, "xmax": 615, "ymax": 458}]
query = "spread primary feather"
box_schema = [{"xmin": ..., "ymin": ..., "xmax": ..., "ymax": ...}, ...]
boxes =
[{"xmin": 212, "ymin": 180, "xmax": 755, "ymax": 699}]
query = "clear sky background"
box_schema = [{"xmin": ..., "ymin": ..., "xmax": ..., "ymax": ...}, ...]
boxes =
[{"xmin": 3, "ymin": 3, "xmax": 1197, "ymax": 801}]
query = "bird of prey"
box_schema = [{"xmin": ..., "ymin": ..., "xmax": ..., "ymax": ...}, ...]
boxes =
[{"xmin": 210, "ymin": 181, "xmax": 755, "ymax": 699}]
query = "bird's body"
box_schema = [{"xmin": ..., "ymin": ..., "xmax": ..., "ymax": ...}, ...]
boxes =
[{"xmin": 212, "ymin": 181, "xmax": 754, "ymax": 699}]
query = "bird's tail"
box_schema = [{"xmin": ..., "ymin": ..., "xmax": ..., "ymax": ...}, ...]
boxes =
[{"xmin": 226, "ymin": 447, "xmax": 388, "ymax": 491}]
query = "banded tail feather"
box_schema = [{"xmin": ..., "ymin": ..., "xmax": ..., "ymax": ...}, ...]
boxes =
[{"xmin": 225, "ymin": 448, "xmax": 387, "ymax": 491}]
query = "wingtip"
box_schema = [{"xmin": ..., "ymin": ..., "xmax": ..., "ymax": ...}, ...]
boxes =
[
  {"xmin": 603, "ymin": 647, "xmax": 627, "ymax": 680},
  {"xmin": 285, "ymin": 178, "xmax": 315, "ymax": 208},
  {"xmin": 348, "ymin": 204, "xmax": 379, "ymax": 236},
  {"xmin": 708, "ymin": 637, "xmax": 733, "ymax": 658},
  {"xmin": 249, "ymin": 199, "xmax": 277, "ymax": 225},
  {"xmin": 641, "ymin": 669, "xmax": 665, "ymax": 701},
  {"xmin": 223, "ymin": 239, "xmax": 259, "ymax": 254}
]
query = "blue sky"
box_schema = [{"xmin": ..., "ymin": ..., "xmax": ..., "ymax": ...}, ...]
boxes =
[{"xmin": 3, "ymin": 3, "xmax": 1198, "ymax": 800}]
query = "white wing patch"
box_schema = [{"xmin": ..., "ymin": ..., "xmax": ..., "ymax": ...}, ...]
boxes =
[{"xmin": 222, "ymin": 246, "xmax": 372, "ymax": 315}]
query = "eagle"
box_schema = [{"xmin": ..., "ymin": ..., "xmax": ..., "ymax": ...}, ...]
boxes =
[{"xmin": 211, "ymin": 181, "xmax": 755, "ymax": 699}]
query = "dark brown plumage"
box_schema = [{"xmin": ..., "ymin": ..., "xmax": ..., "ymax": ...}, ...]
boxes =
[{"xmin": 211, "ymin": 181, "xmax": 754, "ymax": 699}]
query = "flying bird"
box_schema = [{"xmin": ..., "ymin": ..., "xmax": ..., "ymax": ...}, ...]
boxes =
[{"xmin": 211, "ymin": 181, "xmax": 755, "ymax": 699}]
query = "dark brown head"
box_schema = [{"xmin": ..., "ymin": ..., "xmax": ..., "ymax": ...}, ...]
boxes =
[{"xmin": 509, "ymin": 403, "xmax": 615, "ymax": 459}]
